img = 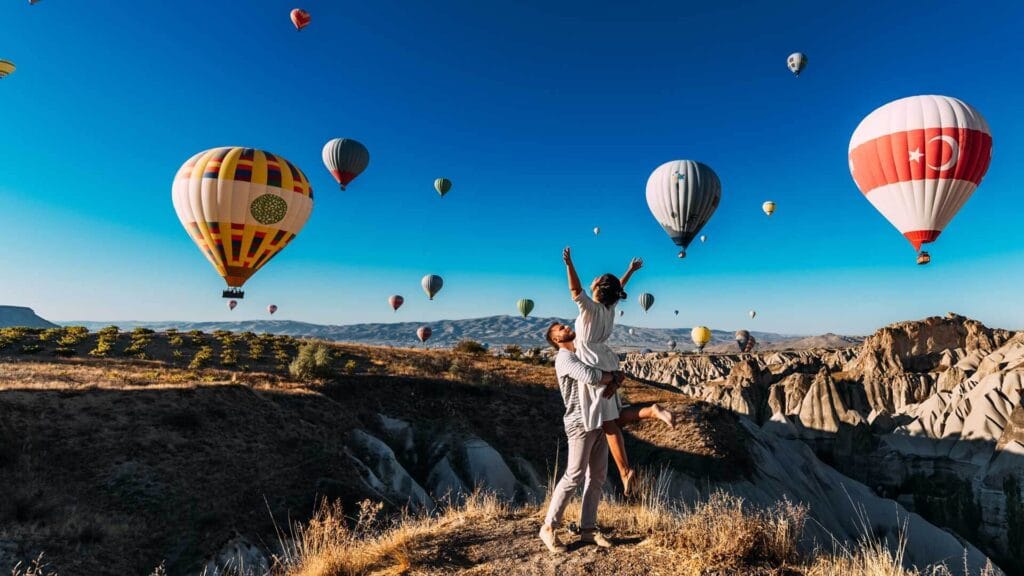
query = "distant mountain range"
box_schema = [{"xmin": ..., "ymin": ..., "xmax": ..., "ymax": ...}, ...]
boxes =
[
  {"xmin": 0, "ymin": 306, "xmax": 57, "ymax": 329},
  {"xmin": 61, "ymin": 315, "xmax": 863, "ymax": 351}
]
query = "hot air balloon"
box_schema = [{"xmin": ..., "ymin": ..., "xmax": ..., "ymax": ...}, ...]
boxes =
[
  {"xmin": 749, "ymin": 310, "xmax": 756, "ymax": 319},
  {"xmin": 593, "ymin": 227, "xmax": 600, "ymax": 236},
  {"xmin": 228, "ymin": 300, "xmax": 238, "ymax": 311},
  {"xmin": 389, "ymin": 295, "xmax": 404, "ymax": 311},
  {"xmin": 849, "ymin": 95, "xmax": 992, "ymax": 265},
  {"xmin": 745, "ymin": 334, "xmax": 757, "ymax": 352},
  {"xmin": 434, "ymin": 178, "xmax": 452, "ymax": 197},
  {"xmin": 0, "ymin": 60, "xmax": 15, "ymax": 79},
  {"xmin": 646, "ymin": 160, "xmax": 721, "ymax": 259},
  {"xmin": 421, "ymin": 274, "xmax": 443, "ymax": 300},
  {"xmin": 667, "ymin": 339, "xmax": 677, "ymax": 351},
  {"xmin": 417, "ymin": 326, "xmax": 432, "ymax": 343},
  {"xmin": 628, "ymin": 328, "xmax": 635, "ymax": 336},
  {"xmin": 735, "ymin": 330, "xmax": 751, "ymax": 352},
  {"xmin": 700, "ymin": 235, "xmax": 707, "ymax": 243},
  {"xmin": 762, "ymin": 201, "xmax": 776, "ymax": 216},
  {"xmin": 268, "ymin": 304, "xmax": 278, "ymax": 315},
  {"xmin": 691, "ymin": 326, "xmax": 711, "ymax": 352},
  {"xmin": 787, "ymin": 52, "xmax": 807, "ymax": 77},
  {"xmin": 322, "ymin": 138, "xmax": 369, "ymax": 190},
  {"xmin": 517, "ymin": 298, "xmax": 534, "ymax": 318},
  {"xmin": 619, "ymin": 310, "xmax": 624, "ymax": 317},
  {"xmin": 172, "ymin": 147, "xmax": 314, "ymax": 299},
  {"xmin": 290, "ymin": 9, "xmax": 311, "ymax": 31},
  {"xmin": 638, "ymin": 293, "xmax": 654, "ymax": 313},
  {"xmin": 674, "ymin": 310, "xmax": 679, "ymax": 316}
]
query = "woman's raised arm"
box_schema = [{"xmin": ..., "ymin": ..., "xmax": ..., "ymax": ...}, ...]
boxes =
[
  {"xmin": 563, "ymin": 247, "xmax": 583, "ymax": 298},
  {"xmin": 620, "ymin": 257, "xmax": 643, "ymax": 288}
]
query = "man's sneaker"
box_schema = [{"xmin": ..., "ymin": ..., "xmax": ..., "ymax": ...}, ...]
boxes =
[
  {"xmin": 580, "ymin": 530, "xmax": 613, "ymax": 548},
  {"xmin": 539, "ymin": 525, "xmax": 567, "ymax": 554}
]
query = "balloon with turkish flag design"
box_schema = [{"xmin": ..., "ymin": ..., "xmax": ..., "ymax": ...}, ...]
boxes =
[{"xmin": 848, "ymin": 95, "xmax": 992, "ymax": 264}]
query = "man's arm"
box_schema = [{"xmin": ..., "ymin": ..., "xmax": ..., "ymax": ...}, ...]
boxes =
[
  {"xmin": 564, "ymin": 247, "xmax": 583, "ymax": 299},
  {"xmin": 557, "ymin": 353, "xmax": 613, "ymax": 388},
  {"xmin": 619, "ymin": 257, "xmax": 643, "ymax": 288}
]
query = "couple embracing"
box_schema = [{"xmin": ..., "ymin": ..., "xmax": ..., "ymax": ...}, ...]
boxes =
[{"xmin": 539, "ymin": 248, "xmax": 674, "ymax": 554}]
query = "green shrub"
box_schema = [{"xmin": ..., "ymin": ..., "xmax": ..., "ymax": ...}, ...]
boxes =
[
  {"xmin": 504, "ymin": 344, "xmax": 522, "ymax": 359},
  {"xmin": 97, "ymin": 326, "xmax": 120, "ymax": 338},
  {"xmin": 38, "ymin": 328, "xmax": 65, "ymax": 342},
  {"xmin": 189, "ymin": 346, "xmax": 214, "ymax": 370},
  {"xmin": 168, "ymin": 334, "xmax": 184, "ymax": 348},
  {"xmin": 288, "ymin": 343, "xmax": 334, "ymax": 380},
  {"xmin": 248, "ymin": 340, "xmax": 265, "ymax": 361},
  {"xmin": 453, "ymin": 339, "xmax": 488, "ymax": 355},
  {"xmin": 343, "ymin": 359, "xmax": 358, "ymax": 375}
]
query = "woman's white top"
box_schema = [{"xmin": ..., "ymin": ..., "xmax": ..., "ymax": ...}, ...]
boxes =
[{"xmin": 573, "ymin": 291, "xmax": 622, "ymax": 427}]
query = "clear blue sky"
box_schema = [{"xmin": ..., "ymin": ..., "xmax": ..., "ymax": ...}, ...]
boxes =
[{"xmin": 1, "ymin": 0, "xmax": 1022, "ymax": 335}]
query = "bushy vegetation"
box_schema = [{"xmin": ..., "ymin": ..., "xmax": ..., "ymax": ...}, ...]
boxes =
[
  {"xmin": 124, "ymin": 327, "xmax": 154, "ymax": 359},
  {"xmin": 503, "ymin": 344, "xmax": 522, "ymax": 359},
  {"xmin": 188, "ymin": 346, "xmax": 214, "ymax": 370},
  {"xmin": 453, "ymin": 339, "xmax": 488, "ymax": 355},
  {"xmin": 289, "ymin": 342, "xmax": 334, "ymax": 381},
  {"xmin": 89, "ymin": 326, "xmax": 120, "ymax": 357}
]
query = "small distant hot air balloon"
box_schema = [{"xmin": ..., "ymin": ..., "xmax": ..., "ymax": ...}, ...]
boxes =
[
  {"xmin": 322, "ymin": 138, "xmax": 369, "ymax": 190},
  {"xmin": 787, "ymin": 52, "xmax": 807, "ymax": 77},
  {"xmin": 434, "ymin": 178, "xmax": 452, "ymax": 197},
  {"xmin": 290, "ymin": 9, "xmax": 311, "ymax": 31},
  {"xmin": 172, "ymin": 147, "xmax": 314, "ymax": 299},
  {"xmin": 0, "ymin": 60, "xmax": 15, "ymax": 79},
  {"xmin": 628, "ymin": 328, "xmax": 635, "ymax": 336},
  {"xmin": 691, "ymin": 326, "xmax": 711, "ymax": 352},
  {"xmin": 749, "ymin": 310, "xmax": 756, "ymax": 319},
  {"xmin": 700, "ymin": 235, "xmax": 707, "ymax": 243},
  {"xmin": 228, "ymin": 300, "xmax": 238, "ymax": 311},
  {"xmin": 417, "ymin": 326, "xmax": 432, "ymax": 343},
  {"xmin": 762, "ymin": 201, "xmax": 776, "ymax": 217},
  {"xmin": 735, "ymin": 330, "xmax": 751, "ymax": 352},
  {"xmin": 646, "ymin": 160, "xmax": 721, "ymax": 259},
  {"xmin": 638, "ymin": 293, "xmax": 654, "ymax": 313},
  {"xmin": 674, "ymin": 310, "xmax": 679, "ymax": 316},
  {"xmin": 593, "ymin": 227, "xmax": 600, "ymax": 236},
  {"xmin": 517, "ymin": 298, "xmax": 534, "ymax": 318},
  {"xmin": 667, "ymin": 339, "xmax": 677, "ymax": 351},
  {"xmin": 389, "ymin": 295, "xmax": 404, "ymax": 311},
  {"xmin": 849, "ymin": 95, "xmax": 992, "ymax": 265},
  {"xmin": 422, "ymin": 274, "xmax": 444, "ymax": 300},
  {"xmin": 619, "ymin": 310, "xmax": 624, "ymax": 317},
  {"xmin": 268, "ymin": 304, "xmax": 278, "ymax": 315}
]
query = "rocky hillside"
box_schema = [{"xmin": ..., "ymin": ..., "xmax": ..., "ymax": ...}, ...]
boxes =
[
  {"xmin": 65, "ymin": 315, "xmax": 859, "ymax": 352},
  {"xmin": 623, "ymin": 313, "xmax": 1024, "ymax": 574},
  {"xmin": 0, "ymin": 306, "xmax": 55, "ymax": 328},
  {"xmin": 0, "ymin": 326, "xmax": 992, "ymax": 575}
]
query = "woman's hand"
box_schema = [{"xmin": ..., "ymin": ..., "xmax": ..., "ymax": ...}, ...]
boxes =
[
  {"xmin": 563, "ymin": 247, "xmax": 572, "ymax": 265},
  {"xmin": 628, "ymin": 257, "xmax": 644, "ymax": 272}
]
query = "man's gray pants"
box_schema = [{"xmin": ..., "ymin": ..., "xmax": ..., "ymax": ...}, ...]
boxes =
[{"xmin": 543, "ymin": 429, "xmax": 608, "ymax": 531}]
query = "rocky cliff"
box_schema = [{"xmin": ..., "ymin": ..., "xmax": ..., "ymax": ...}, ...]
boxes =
[{"xmin": 0, "ymin": 306, "xmax": 56, "ymax": 328}]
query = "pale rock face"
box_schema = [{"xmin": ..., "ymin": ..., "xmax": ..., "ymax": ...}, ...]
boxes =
[{"xmin": 346, "ymin": 429, "xmax": 434, "ymax": 512}]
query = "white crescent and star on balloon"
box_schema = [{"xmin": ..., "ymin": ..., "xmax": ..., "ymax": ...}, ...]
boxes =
[{"xmin": 907, "ymin": 136, "xmax": 959, "ymax": 170}]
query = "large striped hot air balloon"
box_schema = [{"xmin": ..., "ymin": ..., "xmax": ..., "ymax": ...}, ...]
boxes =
[
  {"xmin": 691, "ymin": 326, "xmax": 711, "ymax": 352},
  {"xmin": 849, "ymin": 95, "xmax": 992, "ymax": 264},
  {"xmin": 0, "ymin": 60, "xmax": 15, "ymax": 79},
  {"xmin": 517, "ymin": 298, "xmax": 534, "ymax": 318},
  {"xmin": 389, "ymin": 295, "xmax": 404, "ymax": 311},
  {"xmin": 434, "ymin": 178, "xmax": 452, "ymax": 197},
  {"xmin": 172, "ymin": 147, "xmax": 313, "ymax": 299},
  {"xmin": 646, "ymin": 161, "xmax": 721, "ymax": 259},
  {"xmin": 787, "ymin": 52, "xmax": 807, "ymax": 77},
  {"xmin": 421, "ymin": 274, "xmax": 443, "ymax": 300},
  {"xmin": 638, "ymin": 293, "xmax": 654, "ymax": 313},
  {"xmin": 290, "ymin": 9, "xmax": 311, "ymax": 31},
  {"xmin": 322, "ymin": 138, "xmax": 369, "ymax": 190}
]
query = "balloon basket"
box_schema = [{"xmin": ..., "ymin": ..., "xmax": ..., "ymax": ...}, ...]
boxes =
[{"xmin": 223, "ymin": 288, "xmax": 245, "ymax": 299}]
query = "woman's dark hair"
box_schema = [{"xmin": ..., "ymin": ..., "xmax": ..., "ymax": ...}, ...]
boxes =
[{"xmin": 593, "ymin": 274, "xmax": 627, "ymax": 306}]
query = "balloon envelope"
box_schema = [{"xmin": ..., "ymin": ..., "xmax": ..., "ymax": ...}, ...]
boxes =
[
  {"xmin": 848, "ymin": 95, "xmax": 992, "ymax": 255},
  {"xmin": 421, "ymin": 274, "xmax": 444, "ymax": 300},
  {"xmin": 172, "ymin": 147, "xmax": 313, "ymax": 290},
  {"xmin": 749, "ymin": 310, "xmax": 756, "ymax": 319},
  {"xmin": 389, "ymin": 295, "xmax": 404, "ymax": 311},
  {"xmin": 691, "ymin": 326, "xmax": 711, "ymax": 351},
  {"xmin": 228, "ymin": 300, "xmax": 238, "ymax": 311},
  {"xmin": 762, "ymin": 201, "xmax": 776, "ymax": 216},
  {"xmin": 787, "ymin": 52, "xmax": 807, "ymax": 76},
  {"xmin": 0, "ymin": 59, "xmax": 15, "ymax": 79},
  {"xmin": 517, "ymin": 298, "xmax": 534, "ymax": 317},
  {"xmin": 593, "ymin": 227, "xmax": 600, "ymax": 236},
  {"xmin": 434, "ymin": 178, "xmax": 452, "ymax": 197},
  {"xmin": 268, "ymin": 304, "xmax": 278, "ymax": 315},
  {"xmin": 417, "ymin": 326, "xmax": 432, "ymax": 342},
  {"xmin": 667, "ymin": 339, "xmax": 676, "ymax": 350},
  {"xmin": 290, "ymin": 9, "xmax": 311, "ymax": 30},
  {"xmin": 322, "ymin": 138, "xmax": 369, "ymax": 190},
  {"xmin": 735, "ymin": 330, "xmax": 751, "ymax": 352},
  {"xmin": 646, "ymin": 160, "xmax": 721, "ymax": 258},
  {"xmin": 638, "ymin": 293, "xmax": 654, "ymax": 313},
  {"xmin": 700, "ymin": 235, "xmax": 707, "ymax": 243}
]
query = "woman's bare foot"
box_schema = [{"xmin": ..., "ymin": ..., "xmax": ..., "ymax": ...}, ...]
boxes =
[
  {"xmin": 651, "ymin": 404, "xmax": 675, "ymax": 428},
  {"xmin": 621, "ymin": 468, "xmax": 635, "ymax": 496}
]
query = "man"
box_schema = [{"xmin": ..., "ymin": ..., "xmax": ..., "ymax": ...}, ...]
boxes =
[{"xmin": 538, "ymin": 321, "xmax": 622, "ymax": 553}]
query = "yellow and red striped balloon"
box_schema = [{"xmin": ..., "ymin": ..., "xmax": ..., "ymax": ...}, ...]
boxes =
[
  {"xmin": 0, "ymin": 60, "xmax": 16, "ymax": 79},
  {"xmin": 172, "ymin": 147, "xmax": 314, "ymax": 290}
]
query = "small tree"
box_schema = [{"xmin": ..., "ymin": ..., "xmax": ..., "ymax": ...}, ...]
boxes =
[
  {"xmin": 289, "ymin": 342, "xmax": 334, "ymax": 381},
  {"xmin": 453, "ymin": 339, "xmax": 488, "ymax": 355}
]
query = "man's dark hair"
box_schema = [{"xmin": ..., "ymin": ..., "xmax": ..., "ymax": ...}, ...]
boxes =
[{"xmin": 545, "ymin": 322, "xmax": 560, "ymax": 350}]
